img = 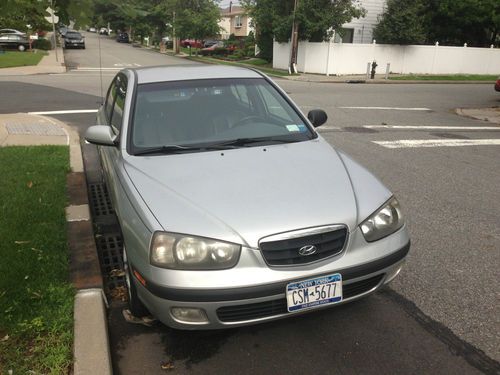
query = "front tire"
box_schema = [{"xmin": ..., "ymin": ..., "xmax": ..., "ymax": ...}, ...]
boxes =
[
  {"xmin": 123, "ymin": 248, "xmax": 149, "ymax": 317},
  {"xmin": 18, "ymin": 44, "xmax": 25, "ymax": 52}
]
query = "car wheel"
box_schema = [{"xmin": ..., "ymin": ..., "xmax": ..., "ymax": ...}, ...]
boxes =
[
  {"xmin": 123, "ymin": 247, "xmax": 149, "ymax": 317},
  {"xmin": 18, "ymin": 44, "xmax": 25, "ymax": 52}
]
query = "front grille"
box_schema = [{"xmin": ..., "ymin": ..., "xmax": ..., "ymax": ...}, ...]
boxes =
[
  {"xmin": 260, "ymin": 227, "xmax": 348, "ymax": 266},
  {"xmin": 217, "ymin": 274, "xmax": 384, "ymax": 323}
]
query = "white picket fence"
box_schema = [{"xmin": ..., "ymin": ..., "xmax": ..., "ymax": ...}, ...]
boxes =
[{"xmin": 273, "ymin": 41, "xmax": 500, "ymax": 75}]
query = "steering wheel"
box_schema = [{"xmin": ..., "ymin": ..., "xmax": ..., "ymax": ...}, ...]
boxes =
[{"xmin": 232, "ymin": 115, "xmax": 266, "ymax": 128}]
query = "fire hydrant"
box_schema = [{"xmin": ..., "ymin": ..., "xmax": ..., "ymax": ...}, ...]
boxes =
[{"xmin": 370, "ymin": 61, "xmax": 378, "ymax": 79}]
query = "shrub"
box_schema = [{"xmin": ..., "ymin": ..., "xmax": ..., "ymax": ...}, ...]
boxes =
[
  {"xmin": 200, "ymin": 47, "xmax": 231, "ymax": 56},
  {"xmin": 245, "ymin": 44, "xmax": 255, "ymax": 58},
  {"xmin": 34, "ymin": 38, "xmax": 52, "ymax": 50}
]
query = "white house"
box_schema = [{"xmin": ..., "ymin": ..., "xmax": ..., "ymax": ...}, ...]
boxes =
[
  {"xmin": 219, "ymin": 3, "xmax": 254, "ymax": 40},
  {"xmin": 336, "ymin": 0, "xmax": 386, "ymax": 43}
]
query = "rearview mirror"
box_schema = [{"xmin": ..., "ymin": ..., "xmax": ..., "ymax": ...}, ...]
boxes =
[
  {"xmin": 85, "ymin": 125, "xmax": 116, "ymax": 146},
  {"xmin": 307, "ymin": 109, "xmax": 328, "ymax": 128}
]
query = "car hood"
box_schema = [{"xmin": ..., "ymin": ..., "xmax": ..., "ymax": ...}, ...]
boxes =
[{"xmin": 124, "ymin": 138, "xmax": 362, "ymax": 248}]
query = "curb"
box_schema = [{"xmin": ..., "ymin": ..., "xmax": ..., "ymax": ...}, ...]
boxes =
[
  {"xmin": 74, "ymin": 289, "xmax": 112, "ymax": 375},
  {"xmin": 34, "ymin": 115, "xmax": 112, "ymax": 375},
  {"xmin": 286, "ymin": 78, "xmax": 495, "ymax": 84}
]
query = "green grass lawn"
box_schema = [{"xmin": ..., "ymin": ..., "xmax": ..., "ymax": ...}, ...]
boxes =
[
  {"xmin": 0, "ymin": 50, "xmax": 47, "ymax": 68},
  {"xmin": 0, "ymin": 146, "xmax": 74, "ymax": 374},
  {"xmin": 187, "ymin": 55, "xmax": 294, "ymax": 77},
  {"xmin": 389, "ymin": 74, "xmax": 498, "ymax": 81}
]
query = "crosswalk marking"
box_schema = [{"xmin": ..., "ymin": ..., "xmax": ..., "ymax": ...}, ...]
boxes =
[
  {"xmin": 374, "ymin": 139, "xmax": 500, "ymax": 149},
  {"xmin": 28, "ymin": 109, "xmax": 98, "ymax": 115},
  {"xmin": 339, "ymin": 106, "xmax": 431, "ymax": 111},
  {"xmin": 364, "ymin": 125, "xmax": 500, "ymax": 131}
]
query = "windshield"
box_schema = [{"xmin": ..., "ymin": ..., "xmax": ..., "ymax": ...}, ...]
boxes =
[
  {"xmin": 130, "ymin": 78, "xmax": 314, "ymax": 154},
  {"xmin": 66, "ymin": 32, "xmax": 81, "ymax": 38}
]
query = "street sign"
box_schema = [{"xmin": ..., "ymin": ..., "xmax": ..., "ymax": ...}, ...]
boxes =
[{"xmin": 45, "ymin": 7, "xmax": 59, "ymax": 24}]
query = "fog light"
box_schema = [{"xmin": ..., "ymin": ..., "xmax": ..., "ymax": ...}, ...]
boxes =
[{"xmin": 171, "ymin": 307, "xmax": 208, "ymax": 324}]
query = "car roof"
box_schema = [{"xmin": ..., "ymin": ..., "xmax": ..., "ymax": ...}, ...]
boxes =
[{"xmin": 132, "ymin": 65, "xmax": 263, "ymax": 84}]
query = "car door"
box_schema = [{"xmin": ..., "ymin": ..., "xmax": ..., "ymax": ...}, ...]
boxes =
[{"xmin": 98, "ymin": 74, "xmax": 128, "ymax": 215}]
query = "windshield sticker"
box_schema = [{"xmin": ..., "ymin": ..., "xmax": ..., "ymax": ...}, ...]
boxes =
[
  {"xmin": 297, "ymin": 124, "xmax": 307, "ymax": 132},
  {"xmin": 286, "ymin": 124, "xmax": 300, "ymax": 132}
]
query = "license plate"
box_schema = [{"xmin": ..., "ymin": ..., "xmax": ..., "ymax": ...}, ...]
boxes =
[{"xmin": 286, "ymin": 273, "xmax": 342, "ymax": 312}]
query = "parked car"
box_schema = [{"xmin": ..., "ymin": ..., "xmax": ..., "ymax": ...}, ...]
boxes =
[
  {"xmin": 99, "ymin": 27, "xmax": 109, "ymax": 35},
  {"xmin": 0, "ymin": 28, "xmax": 26, "ymax": 36},
  {"xmin": 161, "ymin": 36, "xmax": 173, "ymax": 49},
  {"xmin": 203, "ymin": 39, "xmax": 219, "ymax": 48},
  {"xmin": 63, "ymin": 31, "xmax": 85, "ymax": 49},
  {"xmin": 0, "ymin": 34, "xmax": 30, "ymax": 51},
  {"xmin": 59, "ymin": 26, "xmax": 69, "ymax": 37},
  {"xmin": 116, "ymin": 32, "xmax": 129, "ymax": 43},
  {"xmin": 87, "ymin": 27, "xmax": 97, "ymax": 33},
  {"xmin": 84, "ymin": 65, "xmax": 410, "ymax": 330},
  {"xmin": 180, "ymin": 39, "xmax": 203, "ymax": 48},
  {"xmin": 200, "ymin": 41, "xmax": 237, "ymax": 55},
  {"xmin": 202, "ymin": 40, "xmax": 223, "ymax": 50},
  {"xmin": 495, "ymin": 77, "xmax": 500, "ymax": 92}
]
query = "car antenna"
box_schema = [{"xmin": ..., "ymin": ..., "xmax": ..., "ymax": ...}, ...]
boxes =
[{"xmin": 98, "ymin": 30, "xmax": 104, "ymax": 105}]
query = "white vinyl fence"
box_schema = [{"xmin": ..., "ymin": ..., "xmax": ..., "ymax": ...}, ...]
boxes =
[{"xmin": 273, "ymin": 41, "xmax": 500, "ymax": 75}]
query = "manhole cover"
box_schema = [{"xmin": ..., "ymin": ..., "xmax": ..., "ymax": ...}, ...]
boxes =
[{"xmin": 6, "ymin": 123, "xmax": 66, "ymax": 136}]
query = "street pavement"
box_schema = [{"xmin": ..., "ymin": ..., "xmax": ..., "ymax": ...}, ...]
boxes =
[{"xmin": 0, "ymin": 32, "xmax": 499, "ymax": 374}]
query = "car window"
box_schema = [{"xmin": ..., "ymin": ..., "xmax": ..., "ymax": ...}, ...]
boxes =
[
  {"xmin": 110, "ymin": 75, "xmax": 127, "ymax": 133},
  {"xmin": 257, "ymin": 84, "xmax": 295, "ymax": 122},
  {"xmin": 230, "ymin": 84, "xmax": 252, "ymax": 109},
  {"xmin": 104, "ymin": 80, "xmax": 116, "ymax": 122},
  {"xmin": 130, "ymin": 78, "xmax": 312, "ymax": 151}
]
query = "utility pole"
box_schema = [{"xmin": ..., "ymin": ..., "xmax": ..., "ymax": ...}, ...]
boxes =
[
  {"xmin": 50, "ymin": 0, "xmax": 58, "ymax": 62},
  {"xmin": 173, "ymin": 11, "xmax": 179, "ymax": 54},
  {"xmin": 289, "ymin": 0, "xmax": 299, "ymax": 74}
]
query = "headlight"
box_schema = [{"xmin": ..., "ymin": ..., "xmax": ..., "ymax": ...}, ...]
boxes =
[
  {"xmin": 150, "ymin": 232, "xmax": 241, "ymax": 270},
  {"xmin": 360, "ymin": 197, "xmax": 404, "ymax": 242}
]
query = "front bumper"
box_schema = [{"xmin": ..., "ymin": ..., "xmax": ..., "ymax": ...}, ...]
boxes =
[{"xmin": 134, "ymin": 241, "xmax": 410, "ymax": 329}]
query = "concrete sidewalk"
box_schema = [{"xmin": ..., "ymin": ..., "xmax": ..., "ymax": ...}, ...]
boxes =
[
  {"xmin": 0, "ymin": 47, "xmax": 65, "ymax": 76},
  {"xmin": 0, "ymin": 113, "xmax": 112, "ymax": 375},
  {"xmin": 285, "ymin": 72, "xmax": 495, "ymax": 84}
]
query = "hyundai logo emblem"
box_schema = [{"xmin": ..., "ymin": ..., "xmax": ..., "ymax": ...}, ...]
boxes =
[{"xmin": 298, "ymin": 245, "xmax": 317, "ymax": 256}]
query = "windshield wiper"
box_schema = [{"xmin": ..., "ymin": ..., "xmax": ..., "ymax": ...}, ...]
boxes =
[
  {"xmin": 211, "ymin": 137, "xmax": 301, "ymax": 147},
  {"xmin": 134, "ymin": 143, "xmax": 235, "ymax": 156},
  {"xmin": 134, "ymin": 138, "xmax": 301, "ymax": 156}
]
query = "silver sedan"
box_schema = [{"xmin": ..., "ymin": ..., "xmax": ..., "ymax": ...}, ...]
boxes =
[{"xmin": 85, "ymin": 65, "xmax": 410, "ymax": 329}]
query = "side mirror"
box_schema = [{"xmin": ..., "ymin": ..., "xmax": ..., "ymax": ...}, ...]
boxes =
[
  {"xmin": 307, "ymin": 109, "xmax": 328, "ymax": 128},
  {"xmin": 85, "ymin": 125, "xmax": 117, "ymax": 146}
]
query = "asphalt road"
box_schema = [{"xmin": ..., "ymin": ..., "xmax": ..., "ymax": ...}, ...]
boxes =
[{"xmin": 0, "ymin": 32, "xmax": 499, "ymax": 374}]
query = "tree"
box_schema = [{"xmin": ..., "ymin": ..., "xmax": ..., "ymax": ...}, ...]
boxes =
[
  {"xmin": 174, "ymin": 0, "xmax": 221, "ymax": 43},
  {"xmin": 0, "ymin": 0, "xmax": 50, "ymax": 32},
  {"xmin": 373, "ymin": 0, "xmax": 427, "ymax": 44},
  {"xmin": 424, "ymin": 0, "xmax": 500, "ymax": 47},
  {"xmin": 242, "ymin": 0, "xmax": 365, "ymax": 61}
]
